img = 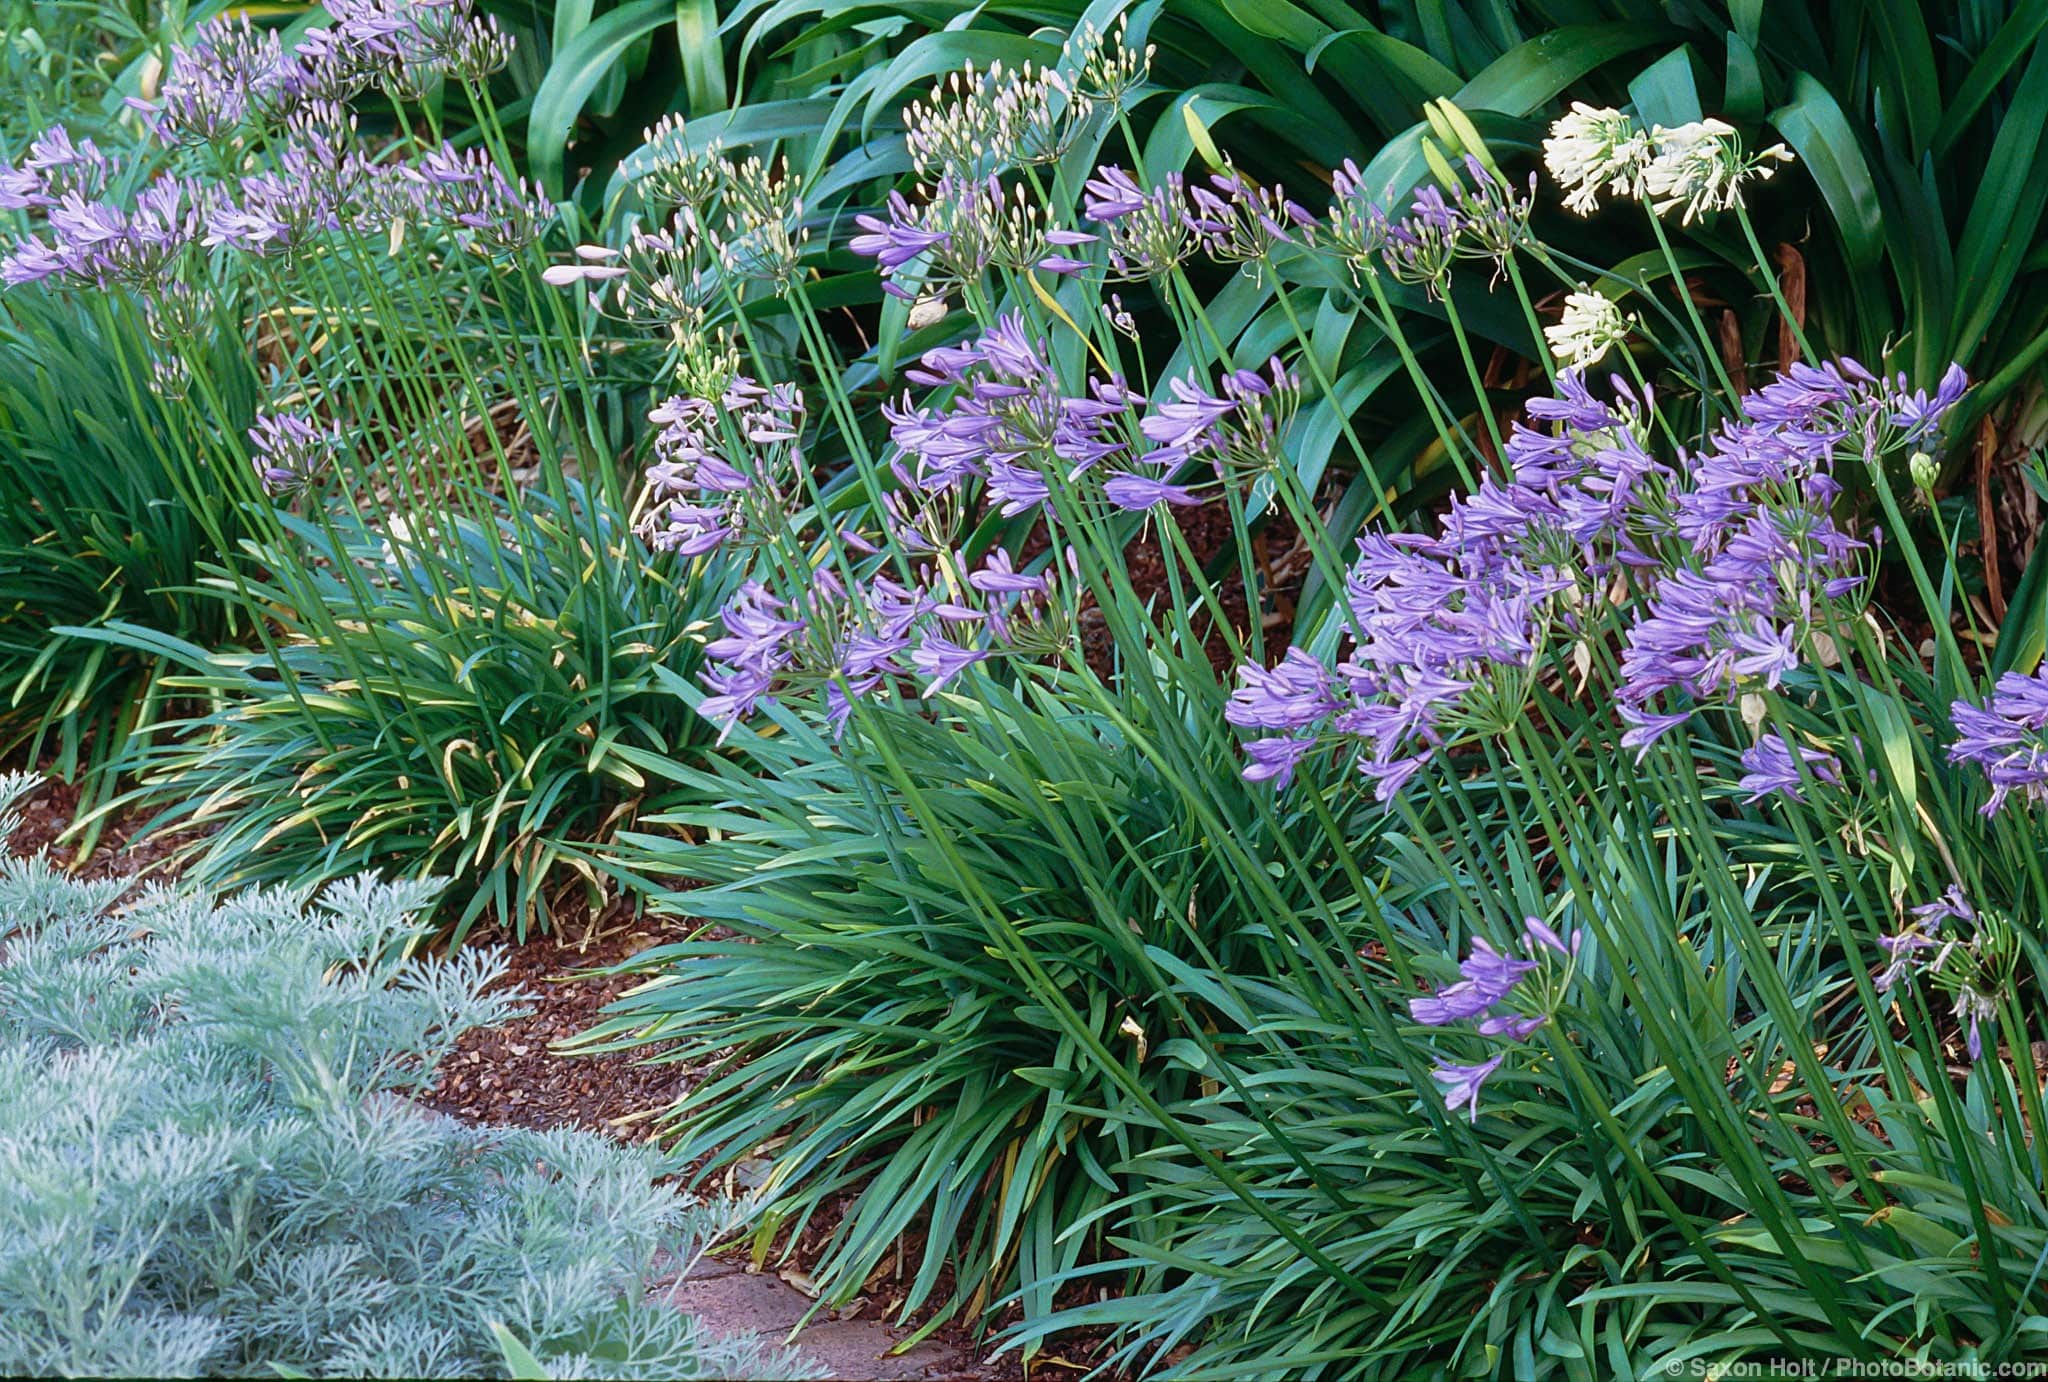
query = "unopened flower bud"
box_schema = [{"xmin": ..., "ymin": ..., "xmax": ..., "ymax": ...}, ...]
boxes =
[{"xmin": 1908, "ymin": 450, "xmax": 1938, "ymax": 495}]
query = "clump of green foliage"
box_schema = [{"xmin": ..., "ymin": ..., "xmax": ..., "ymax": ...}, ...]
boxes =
[{"xmin": 0, "ymin": 771, "xmax": 811, "ymax": 1380}]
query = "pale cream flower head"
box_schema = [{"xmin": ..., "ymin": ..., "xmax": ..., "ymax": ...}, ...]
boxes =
[
  {"xmin": 1544, "ymin": 105, "xmax": 1794, "ymax": 223},
  {"xmin": 1542, "ymin": 103, "xmax": 1652, "ymax": 216},
  {"xmin": 1544, "ymin": 289, "xmax": 1633, "ymax": 370},
  {"xmin": 1643, "ymin": 118, "xmax": 1794, "ymax": 224}
]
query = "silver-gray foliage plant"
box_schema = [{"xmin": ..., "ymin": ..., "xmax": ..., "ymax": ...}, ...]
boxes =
[{"xmin": 0, "ymin": 771, "xmax": 813, "ymax": 1379}]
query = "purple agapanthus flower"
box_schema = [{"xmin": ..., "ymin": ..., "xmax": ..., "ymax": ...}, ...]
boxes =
[
  {"xmin": 1225, "ymin": 649, "xmax": 1337, "ymax": 733},
  {"xmin": 1432, "ymin": 1053, "xmax": 1505, "ymax": 1121},
  {"xmin": 850, "ymin": 190, "xmax": 949, "ymax": 270},
  {"xmin": 1736, "ymin": 734, "xmax": 1842, "ymax": 803},
  {"xmin": 248, "ymin": 411, "xmax": 344, "ymax": 494},
  {"xmin": 1408, "ymin": 931, "xmax": 1542, "ymax": 1027},
  {"xmin": 1949, "ymin": 666, "xmax": 2048, "ymax": 814}
]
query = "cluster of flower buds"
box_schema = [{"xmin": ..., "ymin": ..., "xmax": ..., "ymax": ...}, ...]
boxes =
[
  {"xmin": 904, "ymin": 60, "xmax": 1093, "ymax": 180},
  {"xmin": 139, "ymin": 0, "xmax": 509, "ymax": 151},
  {"xmin": 1325, "ymin": 156, "xmax": 1532, "ymax": 295},
  {"xmin": 617, "ymin": 128, "xmax": 812, "ymax": 286},
  {"xmin": 1544, "ymin": 289, "xmax": 1634, "ymax": 370},
  {"xmin": 694, "ymin": 155, "xmax": 808, "ymax": 286},
  {"xmin": 1081, "ymin": 165, "xmax": 1192, "ymax": 280},
  {"xmin": 850, "ymin": 171, "xmax": 1096, "ymax": 297},
  {"xmin": 249, "ymin": 410, "xmax": 347, "ymax": 495},
  {"xmin": 1062, "ymin": 16, "xmax": 1153, "ymax": 106}
]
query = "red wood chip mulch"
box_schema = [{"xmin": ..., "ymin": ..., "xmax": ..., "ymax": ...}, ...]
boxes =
[{"xmin": 420, "ymin": 907, "xmax": 691, "ymax": 1138}]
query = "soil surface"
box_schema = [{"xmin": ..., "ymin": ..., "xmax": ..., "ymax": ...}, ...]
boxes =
[
  {"xmin": 8, "ymin": 775, "xmax": 185, "ymax": 881},
  {"xmin": 419, "ymin": 905, "xmax": 692, "ymax": 1140}
]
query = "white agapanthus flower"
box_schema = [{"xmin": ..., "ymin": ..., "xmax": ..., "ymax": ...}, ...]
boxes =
[
  {"xmin": 1642, "ymin": 118, "xmax": 1794, "ymax": 224},
  {"xmin": 1541, "ymin": 103, "xmax": 1653, "ymax": 215},
  {"xmin": 1544, "ymin": 290, "xmax": 1633, "ymax": 370}
]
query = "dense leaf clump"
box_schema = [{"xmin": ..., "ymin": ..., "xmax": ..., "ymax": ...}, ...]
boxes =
[{"xmin": 0, "ymin": 772, "xmax": 808, "ymax": 1380}]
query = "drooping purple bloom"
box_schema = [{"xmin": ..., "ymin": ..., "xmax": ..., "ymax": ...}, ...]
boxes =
[
  {"xmin": 1240, "ymin": 735, "xmax": 1315, "ymax": 789},
  {"xmin": 1521, "ymin": 915, "xmax": 1575, "ymax": 958},
  {"xmin": 1225, "ymin": 649, "xmax": 1337, "ymax": 733},
  {"xmin": 1409, "ymin": 936, "xmax": 1537, "ymax": 1027},
  {"xmin": 1104, "ymin": 473, "xmax": 1199, "ymax": 510},
  {"xmin": 1948, "ymin": 666, "xmax": 2048, "ymax": 815},
  {"xmin": 910, "ymin": 634, "xmax": 988, "ymax": 695},
  {"xmin": 1476, "ymin": 1012, "xmax": 1548, "ymax": 1040},
  {"xmin": 638, "ymin": 379, "xmax": 806, "ymax": 556},
  {"xmin": 1736, "ymin": 734, "xmax": 1841, "ymax": 803},
  {"xmin": 850, "ymin": 190, "xmax": 949, "ymax": 269},
  {"xmin": 1432, "ymin": 1053, "xmax": 1505, "ymax": 1122}
]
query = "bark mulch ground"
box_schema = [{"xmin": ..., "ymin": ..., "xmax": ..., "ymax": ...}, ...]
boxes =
[
  {"xmin": 9, "ymin": 775, "xmax": 186, "ymax": 882},
  {"xmin": 418, "ymin": 903, "xmax": 692, "ymax": 1140}
]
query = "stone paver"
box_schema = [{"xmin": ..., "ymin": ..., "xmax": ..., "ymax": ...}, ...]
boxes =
[{"xmin": 667, "ymin": 1258, "xmax": 996, "ymax": 1381}]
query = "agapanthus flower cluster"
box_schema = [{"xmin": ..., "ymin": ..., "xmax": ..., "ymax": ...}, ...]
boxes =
[
  {"xmin": 1411, "ymin": 915, "xmax": 1577, "ymax": 1120},
  {"xmin": 689, "ymin": 312, "xmax": 1313, "ymax": 741},
  {"xmin": 0, "ymin": 3, "xmax": 552, "ymax": 293},
  {"xmin": 1541, "ymin": 103, "xmax": 1652, "ymax": 215},
  {"xmin": 405, "ymin": 143, "xmax": 555, "ymax": 256},
  {"xmin": 904, "ymin": 60, "xmax": 1093, "ymax": 179},
  {"xmin": 1181, "ymin": 164, "xmax": 1317, "ymax": 266},
  {"xmin": 1326, "ymin": 156, "xmax": 1532, "ymax": 293},
  {"xmin": 138, "ymin": 0, "xmax": 510, "ymax": 150},
  {"xmin": 1075, "ymin": 163, "xmax": 1314, "ymax": 280},
  {"xmin": 1, "ymin": 171, "xmax": 217, "ymax": 287},
  {"xmin": 632, "ymin": 116, "xmax": 729, "ymax": 213},
  {"xmin": 1226, "ymin": 373, "xmax": 1656, "ymax": 799},
  {"xmin": 1063, "ymin": 16, "xmax": 1153, "ymax": 106},
  {"xmin": 1544, "ymin": 289, "xmax": 1632, "ymax": 370},
  {"xmin": 1642, "ymin": 118, "xmax": 1794, "ymax": 224},
  {"xmin": 1228, "ymin": 359, "xmax": 1969, "ymax": 798},
  {"xmin": 1736, "ymin": 733, "xmax": 1841, "ymax": 803},
  {"xmin": 1948, "ymin": 665, "xmax": 2048, "ymax": 815},
  {"xmin": 2, "ymin": 122, "xmax": 550, "ymax": 289},
  {"xmin": 545, "ymin": 223, "xmax": 719, "ymax": 338},
  {"xmin": 248, "ymin": 410, "xmax": 347, "ymax": 495},
  {"xmin": 638, "ymin": 378, "xmax": 806, "ymax": 556},
  {"xmin": 882, "ymin": 312, "xmax": 1296, "ymax": 519},
  {"xmin": 690, "ymin": 155, "xmax": 810, "ymax": 286},
  {"xmin": 851, "ymin": 171, "xmax": 1096, "ymax": 296},
  {"xmin": 692, "ymin": 542, "xmax": 1072, "ymax": 740},
  {"xmin": 1874, "ymin": 887, "xmax": 2008, "ymax": 1064},
  {"xmin": 1081, "ymin": 165, "xmax": 1194, "ymax": 280},
  {"xmin": 1618, "ymin": 359, "xmax": 1967, "ymax": 752},
  {"xmin": 0, "ymin": 127, "xmax": 112, "ymax": 208},
  {"xmin": 1545, "ymin": 105, "xmax": 1792, "ymax": 223}
]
